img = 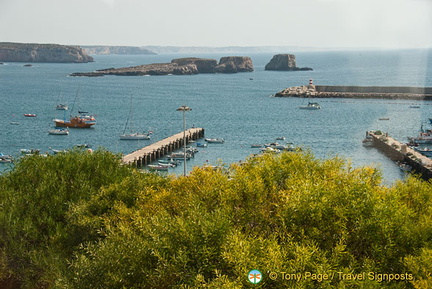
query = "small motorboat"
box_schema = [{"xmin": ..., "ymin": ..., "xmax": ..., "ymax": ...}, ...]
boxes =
[
  {"xmin": 299, "ymin": 102, "xmax": 320, "ymax": 110},
  {"xmin": 158, "ymin": 159, "xmax": 181, "ymax": 166},
  {"xmin": 251, "ymin": 144, "xmax": 263, "ymax": 148},
  {"xmin": 56, "ymin": 104, "xmax": 68, "ymax": 110},
  {"xmin": 166, "ymin": 152, "xmax": 192, "ymax": 160},
  {"xmin": 0, "ymin": 153, "xmax": 13, "ymax": 163},
  {"xmin": 24, "ymin": 113, "xmax": 37, "ymax": 117},
  {"xmin": 196, "ymin": 142, "xmax": 208, "ymax": 148},
  {"xmin": 148, "ymin": 164, "xmax": 169, "ymax": 171},
  {"xmin": 205, "ymin": 138, "xmax": 225, "ymax": 143},
  {"xmin": 48, "ymin": 128, "xmax": 69, "ymax": 135},
  {"xmin": 276, "ymin": 137, "xmax": 286, "ymax": 140},
  {"xmin": 414, "ymin": 147, "xmax": 432, "ymax": 157}
]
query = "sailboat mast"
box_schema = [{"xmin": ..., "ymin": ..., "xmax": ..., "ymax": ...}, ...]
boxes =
[{"xmin": 123, "ymin": 96, "xmax": 133, "ymax": 134}]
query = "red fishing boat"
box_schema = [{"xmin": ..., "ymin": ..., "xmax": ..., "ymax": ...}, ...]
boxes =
[{"xmin": 53, "ymin": 113, "xmax": 96, "ymax": 128}]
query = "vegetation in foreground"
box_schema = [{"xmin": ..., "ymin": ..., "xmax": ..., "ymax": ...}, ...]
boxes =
[{"xmin": 0, "ymin": 149, "xmax": 431, "ymax": 288}]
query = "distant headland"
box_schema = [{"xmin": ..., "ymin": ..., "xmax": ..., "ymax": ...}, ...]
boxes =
[
  {"xmin": 70, "ymin": 56, "xmax": 254, "ymax": 77},
  {"xmin": 81, "ymin": 45, "xmax": 156, "ymax": 55},
  {"xmin": 0, "ymin": 42, "xmax": 93, "ymax": 63}
]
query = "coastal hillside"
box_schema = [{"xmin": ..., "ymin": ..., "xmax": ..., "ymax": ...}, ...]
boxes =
[
  {"xmin": 0, "ymin": 42, "xmax": 93, "ymax": 63},
  {"xmin": 82, "ymin": 45, "xmax": 156, "ymax": 55}
]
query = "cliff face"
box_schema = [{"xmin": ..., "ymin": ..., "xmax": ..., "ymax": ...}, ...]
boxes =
[
  {"xmin": 265, "ymin": 54, "xmax": 312, "ymax": 71},
  {"xmin": 82, "ymin": 46, "xmax": 156, "ymax": 55},
  {"xmin": 71, "ymin": 56, "xmax": 254, "ymax": 77},
  {"xmin": 0, "ymin": 42, "xmax": 93, "ymax": 63},
  {"xmin": 171, "ymin": 58, "xmax": 218, "ymax": 73},
  {"xmin": 214, "ymin": 56, "xmax": 254, "ymax": 73}
]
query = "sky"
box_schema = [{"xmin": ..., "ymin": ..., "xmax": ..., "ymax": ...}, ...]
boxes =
[{"xmin": 0, "ymin": 0, "xmax": 431, "ymax": 49}]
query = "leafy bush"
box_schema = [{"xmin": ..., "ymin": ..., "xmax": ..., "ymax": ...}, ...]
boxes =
[{"xmin": 0, "ymin": 150, "xmax": 431, "ymax": 288}]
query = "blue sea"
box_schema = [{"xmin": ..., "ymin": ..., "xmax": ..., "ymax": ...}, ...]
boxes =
[{"xmin": 1, "ymin": 49, "xmax": 432, "ymax": 184}]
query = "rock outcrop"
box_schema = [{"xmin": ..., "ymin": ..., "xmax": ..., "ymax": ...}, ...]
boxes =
[
  {"xmin": 171, "ymin": 57, "xmax": 218, "ymax": 73},
  {"xmin": 82, "ymin": 46, "xmax": 156, "ymax": 55},
  {"xmin": 0, "ymin": 42, "xmax": 93, "ymax": 63},
  {"xmin": 214, "ymin": 56, "xmax": 254, "ymax": 73},
  {"xmin": 265, "ymin": 54, "xmax": 312, "ymax": 71},
  {"xmin": 71, "ymin": 56, "xmax": 254, "ymax": 77}
]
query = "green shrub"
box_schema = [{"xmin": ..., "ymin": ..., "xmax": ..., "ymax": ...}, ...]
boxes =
[{"xmin": 0, "ymin": 150, "xmax": 430, "ymax": 288}]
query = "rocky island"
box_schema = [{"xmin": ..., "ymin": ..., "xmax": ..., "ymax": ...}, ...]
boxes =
[
  {"xmin": 0, "ymin": 42, "xmax": 93, "ymax": 63},
  {"xmin": 265, "ymin": 54, "xmax": 312, "ymax": 71},
  {"xmin": 70, "ymin": 56, "xmax": 254, "ymax": 77}
]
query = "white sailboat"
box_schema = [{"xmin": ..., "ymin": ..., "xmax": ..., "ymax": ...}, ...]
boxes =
[
  {"xmin": 120, "ymin": 96, "xmax": 152, "ymax": 140},
  {"xmin": 49, "ymin": 108, "xmax": 69, "ymax": 135}
]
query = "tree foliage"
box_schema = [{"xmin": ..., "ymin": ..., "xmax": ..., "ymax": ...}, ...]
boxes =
[{"xmin": 0, "ymin": 150, "xmax": 431, "ymax": 288}]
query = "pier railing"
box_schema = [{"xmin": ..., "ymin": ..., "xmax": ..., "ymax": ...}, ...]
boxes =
[{"xmin": 122, "ymin": 128, "xmax": 204, "ymax": 167}]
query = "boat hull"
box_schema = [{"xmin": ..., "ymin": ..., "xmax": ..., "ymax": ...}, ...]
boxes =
[
  {"xmin": 205, "ymin": 138, "xmax": 225, "ymax": 143},
  {"xmin": 119, "ymin": 133, "xmax": 151, "ymax": 140},
  {"xmin": 54, "ymin": 117, "xmax": 95, "ymax": 128},
  {"xmin": 48, "ymin": 129, "xmax": 69, "ymax": 135}
]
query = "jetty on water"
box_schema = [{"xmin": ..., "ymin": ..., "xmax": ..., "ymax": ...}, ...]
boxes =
[
  {"xmin": 275, "ymin": 80, "xmax": 432, "ymax": 100},
  {"xmin": 366, "ymin": 131, "xmax": 432, "ymax": 181},
  {"xmin": 122, "ymin": 128, "xmax": 204, "ymax": 167}
]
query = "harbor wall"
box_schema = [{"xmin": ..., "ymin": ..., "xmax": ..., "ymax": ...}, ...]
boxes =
[
  {"xmin": 368, "ymin": 131, "xmax": 432, "ymax": 181},
  {"xmin": 275, "ymin": 85, "xmax": 432, "ymax": 100},
  {"xmin": 315, "ymin": 85, "xmax": 432, "ymax": 94}
]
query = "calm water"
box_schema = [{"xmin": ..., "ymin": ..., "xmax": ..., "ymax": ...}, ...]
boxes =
[{"xmin": 1, "ymin": 49, "xmax": 432, "ymax": 184}]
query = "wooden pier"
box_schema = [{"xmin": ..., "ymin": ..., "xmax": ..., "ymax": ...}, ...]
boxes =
[
  {"xmin": 122, "ymin": 128, "xmax": 204, "ymax": 167},
  {"xmin": 366, "ymin": 131, "xmax": 432, "ymax": 180}
]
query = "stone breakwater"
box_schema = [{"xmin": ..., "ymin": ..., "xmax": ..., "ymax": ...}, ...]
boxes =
[
  {"xmin": 275, "ymin": 85, "xmax": 432, "ymax": 100},
  {"xmin": 70, "ymin": 56, "xmax": 254, "ymax": 77}
]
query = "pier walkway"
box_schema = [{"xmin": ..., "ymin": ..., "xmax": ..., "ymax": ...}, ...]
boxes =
[
  {"xmin": 366, "ymin": 131, "xmax": 432, "ymax": 180},
  {"xmin": 122, "ymin": 128, "xmax": 204, "ymax": 167}
]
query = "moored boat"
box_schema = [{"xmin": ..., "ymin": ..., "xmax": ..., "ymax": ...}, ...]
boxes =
[
  {"xmin": 0, "ymin": 153, "xmax": 13, "ymax": 163},
  {"xmin": 54, "ymin": 113, "xmax": 96, "ymax": 128},
  {"xmin": 414, "ymin": 147, "xmax": 432, "ymax": 157},
  {"xmin": 158, "ymin": 159, "xmax": 181, "ymax": 166},
  {"xmin": 299, "ymin": 102, "xmax": 321, "ymax": 110},
  {"xmin": 120, "ymin": 132, "xmax": 151, "ymax": 140},
  {"xmin": 205, "ymin": 138, "xmax": 225, "ymax": 143},
  {"xmin": 148, "ymin": 164, "xmax": 169, "ymax": 171},
  {"xmin": 24, "ymin": 113, "xmax": 37, "ymax": 117},
  {"xmin": 408, "ymin": 130, "xmax": 432, "ymax": 144},
  {"xmin": 56, "ymin": 104, "xmax": 68, "ymax": 110},
  {"xmin": 166, "ymin": 152, "xmax": 192, "ymax": 160},
  {"xmin": 48, "ymin": 128, "xmax": 69, "ymax": 135}
]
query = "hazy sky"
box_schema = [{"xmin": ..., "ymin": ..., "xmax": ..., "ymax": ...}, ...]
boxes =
[{"xmin": 1, "ymin": 0, "xmax": 431, "ymax": 49}]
